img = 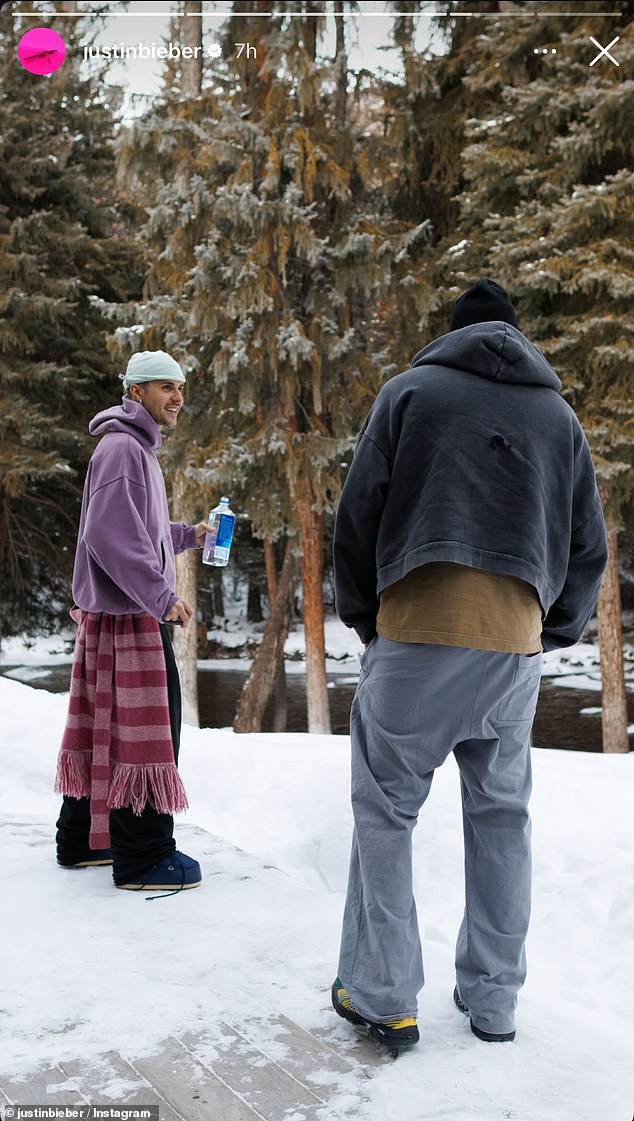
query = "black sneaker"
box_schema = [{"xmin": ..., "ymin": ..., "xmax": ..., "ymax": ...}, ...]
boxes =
[
  {"xmin": 331, "ymin": 977, "xmax": 419, "ymax": 1052},
  {"xmin": 57, "ymin": 849, "xmax": 113, "ymax": 868},
  {"xmin": 453, "ymin": 986, "xmax": 516, "ymax": 1042}
]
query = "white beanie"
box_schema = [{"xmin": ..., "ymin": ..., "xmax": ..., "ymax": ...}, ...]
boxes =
[{"xmin": 122, "ymin": 350, "xmax": 185, "ymax": 389}]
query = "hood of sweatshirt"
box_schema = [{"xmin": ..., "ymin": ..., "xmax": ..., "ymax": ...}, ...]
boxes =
[
  {"xmin": 410, "ymin": 321, "xmax": 561, "ymax": 392},
  {"xmin": 88, "ymin": 397, "xmax": 162, "ymax": 451}
]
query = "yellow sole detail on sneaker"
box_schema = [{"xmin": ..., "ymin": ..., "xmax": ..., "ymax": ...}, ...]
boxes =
[{"xmin": 335, "ymin": 986, "xmax": 355, "ymax": 1010}]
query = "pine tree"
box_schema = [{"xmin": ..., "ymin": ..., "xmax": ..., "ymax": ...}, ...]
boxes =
[
  {"xmin": 433, "ymin": 1, "xmax": 634, "ymax": 751},
  {"xmin": 0, "ymin": 5, "xmax": 142, "ymax": 642},
  {"xmin": 114, "ymin": 0, "xmax": 431, "ymax": 733}
]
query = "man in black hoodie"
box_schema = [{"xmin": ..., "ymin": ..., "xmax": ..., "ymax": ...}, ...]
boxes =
[{"xmin": 331, "ymin": 279, "xmax": 607, "ymax": 1051}]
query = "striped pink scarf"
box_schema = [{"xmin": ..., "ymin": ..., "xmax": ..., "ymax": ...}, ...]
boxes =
[{"xmin": 55, "ymin": 610, "xmax": 188, "ymax": 849}]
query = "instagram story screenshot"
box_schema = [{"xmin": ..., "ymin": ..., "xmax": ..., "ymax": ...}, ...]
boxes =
[{"xmin": 0, "ymin": 2, "xmax": 633, "ymax": 1121}]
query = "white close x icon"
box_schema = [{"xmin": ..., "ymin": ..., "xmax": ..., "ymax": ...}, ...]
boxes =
[{"xmin": 588, "ymin": 35, "xmax": 620, "ymax": 66}]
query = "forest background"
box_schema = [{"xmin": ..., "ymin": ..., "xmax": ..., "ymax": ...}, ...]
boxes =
[{"xmin": 1, "ymin": 0, "xmax": 632, "ymax": 749}]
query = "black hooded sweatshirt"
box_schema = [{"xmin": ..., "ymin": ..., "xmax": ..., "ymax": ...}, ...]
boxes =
[{"xmin": 333, "ymin": 321, "xmax": 607, "ymax": 650}]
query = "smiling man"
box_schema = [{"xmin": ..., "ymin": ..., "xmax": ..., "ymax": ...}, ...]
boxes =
[{"xmin": 55, "ymin": 351, "xmax": 210, "ymax": 894}]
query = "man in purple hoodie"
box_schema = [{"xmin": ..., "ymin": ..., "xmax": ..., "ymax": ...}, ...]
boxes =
[{"xmin": 55, "ymin": 351, "xmax": 210, "ymax": 893}]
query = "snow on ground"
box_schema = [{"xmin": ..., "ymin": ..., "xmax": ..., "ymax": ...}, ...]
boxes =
[
  {"xmin": 0, "ymin": 634, "xmax": 77, "ymax": 666},
  {"xmin": 1, "ymin": 670, "xmax": 633, "ymax": 1121},
  {"xmin": 3, "ymin": 616, "xmax": 634, "ymax": 681}
]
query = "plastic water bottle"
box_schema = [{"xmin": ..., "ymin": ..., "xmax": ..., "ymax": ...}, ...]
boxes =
[{"xmin": 202, "ymin": 497, "xmax": 235, "ymax": 567}]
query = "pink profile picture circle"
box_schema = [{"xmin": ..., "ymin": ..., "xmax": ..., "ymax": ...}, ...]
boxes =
[{"xmin": 17, "ymin": 27, "xmax": 66, "ymax": 76}]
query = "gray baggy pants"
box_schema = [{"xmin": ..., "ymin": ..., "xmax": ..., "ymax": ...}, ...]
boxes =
[{"xmin": 338, "ymin": 636, "xmax": 542, "ymax": 1036}]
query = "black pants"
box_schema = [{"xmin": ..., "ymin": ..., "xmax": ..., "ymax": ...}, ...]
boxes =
[{"xmin": 56, "ymin": 623, "xmax": 182, "ymax": 884}]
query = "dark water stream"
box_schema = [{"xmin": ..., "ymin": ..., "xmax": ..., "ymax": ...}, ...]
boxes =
[
  {"xmin": 196, "ymin": 669, "xmax": 622, "ymax": 752},
  {"xmin": 3, "ymin": 662, "xmax": 631, "ymax": 752}
]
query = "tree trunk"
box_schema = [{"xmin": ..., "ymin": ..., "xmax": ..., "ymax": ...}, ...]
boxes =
[
  {"xmin": 264, "ymin": 538, "xmax": 289, "ymax": 732},
  {"xmin": 233, "ymin": 539, "xmax": 294, "ymax": 733},
  {"xmin": 333, "ymin": 0, "xmax": 348, "ymax": 128},
  {"xmin": 597, "ymin": 523, "xmax": 629, "ymax": 753},
  {"xmin": 182, "ymin": 1, "xmax": 203, "ymax": 97},
  {"xmin": 168, "ymin": 4, "xmax": 203, "ymax": 729},
  {"xmin": 210, "ymin": 567, "xmax": 224, "ymax": 618},
  {"xmin": 173, "ymin": 549, "xmax": 199, "ymax": 726},
  {"xmin": 272, "ymin": 658, "xmax": 288, "ymax": 733},
  {"xmin": 297, "ymin": 480, "xmax": 331, "ymax": 734},
  {"xmin": 247, "ymin": 579, "xmax": 263, "ymax": 622},
  {"xmin": 172, "ymin": 470, "xmax": 199, "ymax": 727}
]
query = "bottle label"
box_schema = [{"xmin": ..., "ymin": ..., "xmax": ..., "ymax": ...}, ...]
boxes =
[{"xmin": 215, "ymin": 513, "xmax": 234, "ymax": 557}]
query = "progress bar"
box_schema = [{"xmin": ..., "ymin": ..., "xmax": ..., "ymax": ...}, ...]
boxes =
[{"xmin": 8, "ymin": 9, "xmax": 625, "ymax": 16}]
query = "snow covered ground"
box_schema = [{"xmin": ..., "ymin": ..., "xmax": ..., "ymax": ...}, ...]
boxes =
[
  {"xmin": 3, "ymin": 616, "xmax": 634, "ymax": 692},
  {"xmin": 1, "ymin": 650, "xmax": 633, "ymax": 1120}
]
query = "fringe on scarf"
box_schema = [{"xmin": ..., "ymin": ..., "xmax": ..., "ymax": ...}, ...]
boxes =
[
  {"xmin": 55, "ymin": 749, "xmax": 92, "ymax": 799},
  {"xmin": 107, "ymin": 762, "xmax": 189, "ymax": 816},
  {"xmin": 55, "ymin": 752, "xmax": 188, "ymax": 818}
]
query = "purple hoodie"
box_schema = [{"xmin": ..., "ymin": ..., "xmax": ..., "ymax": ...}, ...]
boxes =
[{"xmin": 72, "ymin": 398, "xmax": 197, "ymax": 621}]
